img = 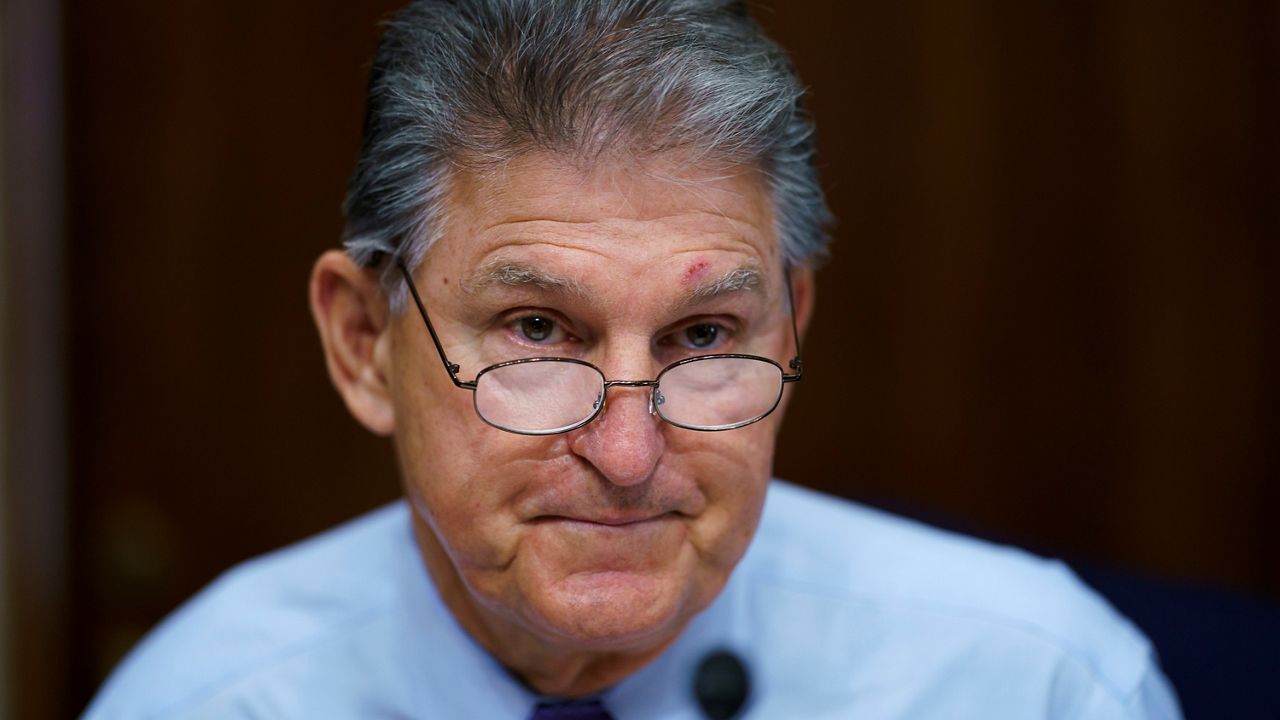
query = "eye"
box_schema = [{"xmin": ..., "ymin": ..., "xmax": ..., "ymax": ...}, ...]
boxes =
[
  {"xmin": 520, "ymin": 316, "xmax": 556, "ymax": 342},
  {"xmin": 663, "ymin": 319, "xmax": 733, "ymax": 353},
  {"xmin": 685, "ymin": 323, "xmax": 719, "ymax": 348}
]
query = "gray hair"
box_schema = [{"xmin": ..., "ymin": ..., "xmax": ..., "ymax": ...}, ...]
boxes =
[{"xmin": 342, "ymin": 0, "xmax": 832, "ymax": 307}]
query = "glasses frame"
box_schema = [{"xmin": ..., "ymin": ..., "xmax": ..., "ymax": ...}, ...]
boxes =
[{"xmin": 394, "ymin": 255, "xmax": 803, "ymax": 435}]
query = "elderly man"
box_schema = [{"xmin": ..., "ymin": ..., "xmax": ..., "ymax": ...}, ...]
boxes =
[{"xmin": 86, "ymin": 1, "xmax": 1179, "ymax": 718}]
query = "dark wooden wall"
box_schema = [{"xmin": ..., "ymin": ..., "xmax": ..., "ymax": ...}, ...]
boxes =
[
  {"xmin": 43, "ymin": 0, "xmax": 1278, "ymax": 716},
  {"xmin": 765, "ymin": 1, "xmax": 1279, "ymax": 590},
  {"xmin": 60, "ymin": 2, "xmax": 409, "ymax": 713}
]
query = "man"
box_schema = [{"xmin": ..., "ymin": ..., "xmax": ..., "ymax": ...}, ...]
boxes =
[{"xmin": 86, "ymin": 1, "xmax": 1180, "ymax": 718}]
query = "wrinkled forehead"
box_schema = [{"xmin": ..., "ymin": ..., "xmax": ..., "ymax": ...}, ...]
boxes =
[{"xmin": 434, "ymin": 152, "xmax": 783, "ymax": 298}]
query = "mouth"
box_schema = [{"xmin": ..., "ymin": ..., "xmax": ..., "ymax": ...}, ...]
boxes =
[{"xmin": 530, "ymin": 511, "xmax": 678, "ymax": 528}]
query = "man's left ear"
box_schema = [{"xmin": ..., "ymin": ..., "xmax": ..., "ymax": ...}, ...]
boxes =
[
  {"xmin": 789, "ymin": 265, "xmax": 816, "ymax": 340},
  {"xmin": 309, "ymin": 250, "xmax": 396, "ymax": 436}
]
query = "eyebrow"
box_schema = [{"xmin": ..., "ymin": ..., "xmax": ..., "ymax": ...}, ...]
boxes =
[
  {"xmin": 460, "ymin": 258, "xmax": 767, "ymax": 307},
  {"xmin": 681, "ymin": 265, "xmax": 765, "ymax": 306},
  {"xmin": 460, "ymin": 259, "xmax": 591, "ymax": 298}
]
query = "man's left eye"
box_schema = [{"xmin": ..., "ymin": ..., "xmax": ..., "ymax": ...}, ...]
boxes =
[
  {"xmin": 684, "ymin": 323, "xmax": 721, "ymax": 349},
  {"xmin": 520, "ymin": 316, "xmax": 556, "ymax": 342}
]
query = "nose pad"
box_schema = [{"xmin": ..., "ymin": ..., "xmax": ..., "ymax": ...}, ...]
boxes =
[{"xmin": 595, "ymin": 385, "xmax": 661, "ymax": 420}]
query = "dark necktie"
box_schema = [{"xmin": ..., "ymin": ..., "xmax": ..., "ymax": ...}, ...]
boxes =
[{"xmin": 528, "ymin": 698, "xmax": 616, "ymax": 720}]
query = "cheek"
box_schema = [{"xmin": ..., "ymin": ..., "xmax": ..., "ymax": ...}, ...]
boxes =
[
  {"xmin": 398, "ymin": 426, "xmax": 527, "ymax": 567},
  {"xmin": 391, "ymin": 349, "xmax": 528, "ymax": 566},
  {"xmin": 669, "ymin": 422, "xmax": 777, "ymax": 571},
  {"xmin": 396, "ymin": 400, "xmax": 596, "ymax": 596}
]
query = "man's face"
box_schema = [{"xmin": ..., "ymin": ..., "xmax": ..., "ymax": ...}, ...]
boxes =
[{"xmin": 383, "ymin": 153, "xmax": 802, "ymax": 656}]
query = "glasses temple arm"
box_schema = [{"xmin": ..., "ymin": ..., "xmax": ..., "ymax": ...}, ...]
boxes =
[
  {"xmin": 782, "ymin": 264, "xmax": 803, "ymax": 381},
  {"xmin": 396, "ymin": 257, "xmax": 474, "ymax": 388}
]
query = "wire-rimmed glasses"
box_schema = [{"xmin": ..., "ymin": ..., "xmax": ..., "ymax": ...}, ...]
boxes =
[{"xmin": 396, "ymin": 257, "xmax": 802, "ymax": 435}]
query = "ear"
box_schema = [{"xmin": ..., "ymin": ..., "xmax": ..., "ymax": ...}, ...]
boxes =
[
  {"xmin": 788, "ymin": 264, "xmax": 817, "ymax": 341},
  {"xmin": 309, "ymin": 250, "xmax": 396, "ymax": 436}
]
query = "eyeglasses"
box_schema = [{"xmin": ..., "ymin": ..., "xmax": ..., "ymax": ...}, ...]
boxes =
[{"xmin": 396, "ymin": 257, "xmax": 802, "ymax": 435}]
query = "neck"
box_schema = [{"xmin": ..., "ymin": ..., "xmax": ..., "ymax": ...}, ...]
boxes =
[{"xmin": 410, "ymin": 518, "xmax": 678, "ymax": 697}]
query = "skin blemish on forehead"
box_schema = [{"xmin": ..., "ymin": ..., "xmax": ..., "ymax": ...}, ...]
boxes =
[{"xmin": 682, "ymin": 259, "xmax": 712, "ymax": 287}]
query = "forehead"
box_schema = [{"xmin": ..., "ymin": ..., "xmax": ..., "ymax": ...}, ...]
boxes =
[{"xmin": 434, "ymin": 152, "xmax": 780, "ymax": 287}]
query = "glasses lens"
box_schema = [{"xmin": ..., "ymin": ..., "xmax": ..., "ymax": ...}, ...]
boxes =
[
  {"xmin": 656, "ymin": 356, "xmax": 784, "ymax": 430},
  {"xmin": 474, "ymin": 360, "xmax": 605, "ymax": 434}
]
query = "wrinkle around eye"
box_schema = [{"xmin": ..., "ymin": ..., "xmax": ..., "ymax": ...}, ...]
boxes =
[
  {"xmin": 490, "ymin": 309, "xmax": 587, "ymax": 357},
  {"xmin": 657, "ymin": 319, "xmax": 737, "ymax": 355}
]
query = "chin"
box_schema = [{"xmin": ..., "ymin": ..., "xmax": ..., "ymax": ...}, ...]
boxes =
[{"xmin": 526, "ymin": 568, "xmax": 706, "ymax": 652}]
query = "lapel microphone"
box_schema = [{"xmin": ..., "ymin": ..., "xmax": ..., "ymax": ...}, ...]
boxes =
[{"xmin": 693, "ymin": 650, "xmax": 750, "ymax": 719}]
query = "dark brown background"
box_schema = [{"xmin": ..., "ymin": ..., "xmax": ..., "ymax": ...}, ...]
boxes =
[{"xmin": 1, "ymin": 0, "xmax": 1276, "ymax": 717}]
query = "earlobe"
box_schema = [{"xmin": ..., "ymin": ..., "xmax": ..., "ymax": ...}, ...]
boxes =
[{"xmin": 309, "ymin": 250, "xmax": 396, "ymax": 436}]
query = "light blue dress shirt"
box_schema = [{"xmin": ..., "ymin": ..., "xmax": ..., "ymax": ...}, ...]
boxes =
[{"xmin": 84, "ymin": 481, "xmax": 1181, "ymax": 719}]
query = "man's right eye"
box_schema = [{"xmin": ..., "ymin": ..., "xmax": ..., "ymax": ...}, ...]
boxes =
[{"xmin": 519, "ymin": 316, "xmax": 556, "ymax": 342}]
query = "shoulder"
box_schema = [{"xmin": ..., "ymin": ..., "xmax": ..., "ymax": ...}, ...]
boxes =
[
  {"xmin": 734, "ymin": 481, "xmax": 1178, "ymax": 718},
  {"xmin": 83, "ymin": 502, "xmax": 416, "ymax": 720}
]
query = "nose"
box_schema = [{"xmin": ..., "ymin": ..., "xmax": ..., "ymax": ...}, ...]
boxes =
[{"xmin": 569, "ymin": 384, "xmax": 665, "ymax": 487}]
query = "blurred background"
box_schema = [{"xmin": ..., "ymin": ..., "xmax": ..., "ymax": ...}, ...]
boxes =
[{"xmin": 2, "ymin": 0, "xmax": 1276, "ymax": 717}]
